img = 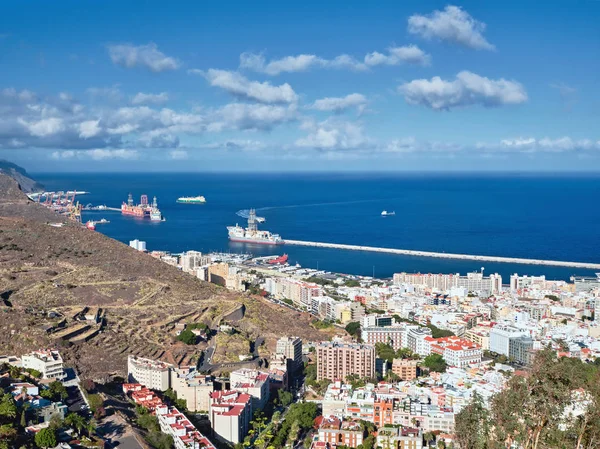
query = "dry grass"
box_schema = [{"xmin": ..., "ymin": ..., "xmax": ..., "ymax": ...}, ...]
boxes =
[{"xmin": 0, "ymin": 174, "xmax": 344, "ymax": 381}]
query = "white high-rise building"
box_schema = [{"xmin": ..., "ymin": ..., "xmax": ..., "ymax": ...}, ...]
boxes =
[
  {"xmin": 392, "ymin": 272, "xmax": 502, "ymax": 295},
  {"xmin": 276, "ymin": 337, "xmax": 303, "ymax": 367},
  {"xmin": 129, "ymin": 239, "xmax": 147, "ymax": 251},
  {"xmin": 21, "ymin": 350, "xmax": 66, "ymax": 381},
  {"xmin": 489, "ymin": 325, "xmax": 527, "ymax": 356},
  {"xmin": 127, "ymin": 355, "xmax": 172, "ymax": 391},
  {"xmin": 180, "ymin": 251, "xmax": 210, "ymax": 272}
]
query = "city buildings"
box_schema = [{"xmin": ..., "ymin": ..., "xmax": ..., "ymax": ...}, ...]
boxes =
[
  {"xmin": 362, "ymin": 325, "xmax": 406, "ymax": 351},
  {"xmin": 508, "ymin": 335, "xmax": 534, "ymax": 365},
  {"xmin": 316, "ymin": 416, "xmax": 364, "ymax": 448},
  {"xmin": 158, "ymin": 405, "xmax": 215, "ymax": 449},
  {"xmin": 406, "ymin": 328, "xmax": 433, "ymax": 356},
  {"xmin": 275, "ymin": 336, "xmax": 303, "ymax": 368},
  {"xmin": 21, "ymin": 350, "xmax": 66, "ymax": 381},
  {"xmin": 393, "ymin": 272, "xmax": 502, "ymax": 295},
  {"xmin": 229, "ymin": 369, "xmax": 270, "ymax": 411},
  {"xmin": 209, "ymin": 390, "xmax": 252, "ymax": 444},
  {"xmin": 180, "ymin": 250, "xmax": 210, "ymax": 272},
  {"xmin": 127, "ymin": 355, "xmax": 171, "ymax": 391},
  {"xmin": 170, "ymin": 369, "xmax": 215, "ymax": 412},
  {"xmin": 426, "ymin": 336, "xmax": 483, "ymax": 368},
  {"xmin": 464, "ymin": 327, "xmax": 490, "ymax": 350},
  {"xmin": 129, "ymin": 239, "xmax": 147, "ymax": 251},
  {"xmin": 489, "ymin": 325, "xmax": 528, "ymax": 356},
  {"xmin": 316, "ymin": 340, "xmax": 376, "ymax": 381},
  {"xmin": 391, "ymin": 359, "xmax": 418, "ymax": 381}
]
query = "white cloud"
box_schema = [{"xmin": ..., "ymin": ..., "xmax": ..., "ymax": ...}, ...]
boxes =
[
  {"xmin": 213, "ymin": 103, "xmax": 297, "ymax": 131},
  {"xmin": 326, "ymin": 54, "xmax": 368, "ymax": 71},
  {"xmin": 87, "ymin": 86, "xmax": 123, "ymax": 103},
  {"xmin": 198, "ymin": 139, "xmax": 266, "ymax": 151},
  {"xmin": 399, "ymin": 71, "xmax": 527, "ymax": 110},
  {"xmin": 295, "ymin": 119, "xmax": 369, "ymax": 150},
  {"xmin": 18, "ymin": 117, "xmax": 65, "ymax": 137},
  {"xmin": 193, "ymin": 69, "xmax": 298, "ymax": 104},
  {"xmin": 0, "ymin": 87, "xmax": 301, "ymax": 152},
  {"xmin": 137, "ymin": 130, "xmax": 180, "ymax": 148},
  {"xmin": 408, "ymin": 5, "xmax": 495, "ymax": 51},
  {"xmin": 240, "ymin": 53, "xmax": 321, "ymax": 75},
  {"xmin": 364, "ymin": 45, "xmax": 431, "ymax": 67},
  {"xmin": 239, "ymin": 52, "xmax": 368, "ymax": 75},
  {"xmin": 108, "ymin": 43, "xmax": 181, "ymax": 72},
  {"xmin": 489, "ymin": 137, "xmax": 600, "ymax": 152},
  {"xmin": 310, "ymin": 93, "xmax": 367, "ymax": 113},
  {"xmin": 169, "ymin": 150, "xmax": 188, "ymax": 160},
  {"xmin": 51, "ymin": 150, "xmax": 76, "ymax": 159},
  {"xmin": 78, "ymin": 120, "xmax": 101, "ymax": 138},
  {"xmin": 131, "ymin": 92, "xmax": 169, "ymax": 105},
  {"xmin": 51, "ymin": 149, "xmax": 139, "ymax": 160}
]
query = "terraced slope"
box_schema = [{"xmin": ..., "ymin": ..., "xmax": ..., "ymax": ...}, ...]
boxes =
[{"xmin": 0, "ymin": 174, "xmax": 342, "ymax": 381}]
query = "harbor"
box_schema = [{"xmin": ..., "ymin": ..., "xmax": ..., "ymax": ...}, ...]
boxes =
[{"xmin": 284, "ymin": 239, "xmax": 600, "ymax": 270}]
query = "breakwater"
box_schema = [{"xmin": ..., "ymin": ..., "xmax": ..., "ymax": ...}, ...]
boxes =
[{"xmin": 284, "ymin": 239, "xmax": 600, "ymax": 270}]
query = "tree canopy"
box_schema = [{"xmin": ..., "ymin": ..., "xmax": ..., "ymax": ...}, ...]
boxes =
[
  {"xmin": 177, "ymin": 328, "xmax": 197, "ymax": 345},
  {"xmin": 422, "ymin": 353, "xmax": 447, "ymax": 373},
  {"xmin": 345, "ymin": 321, "xmax": 361, "ymax": 338},
  {"xmin": 35, "ymin": 427, "xmax": 57, "ymax": 448},
  {"xmin": 455, "ymin": 348, "xmax": 600, "ymax": 449}
]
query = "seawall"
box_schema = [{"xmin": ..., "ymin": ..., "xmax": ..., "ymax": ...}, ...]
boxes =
[{"xmin": 284, "ymin": 239, "xmax": 600, "ymax": 270}]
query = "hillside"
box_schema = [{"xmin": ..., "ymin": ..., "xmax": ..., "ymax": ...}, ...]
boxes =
[
  {"xmin": 0, "ymin": 160, "xmax": 44, "ymax": 193},
  {"xmin": 0, "ymin": 174, "xmax": 341, "ymax": 381}
]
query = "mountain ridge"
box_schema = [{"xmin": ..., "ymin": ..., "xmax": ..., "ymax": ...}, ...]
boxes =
[{"xmin": 0, "ymin": 160, "xmax": 44, "ymax": 193}]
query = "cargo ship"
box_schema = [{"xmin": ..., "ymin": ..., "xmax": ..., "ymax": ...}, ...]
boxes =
[
  {"xmin": 228, "ymin": 209, "xmax": 284, "ymax": 245},
  {"xmin": 121, "ymin": 194, "xmax": 163, "ymax": 221},
  {"xmin": 177, "ymin": 195, "xmax": 206, "ymax": 204}
]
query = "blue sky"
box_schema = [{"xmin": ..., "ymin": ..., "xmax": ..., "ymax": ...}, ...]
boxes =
[{"xmin": 0, "ymin": 0, "xmax": 599, "ymax": 171}]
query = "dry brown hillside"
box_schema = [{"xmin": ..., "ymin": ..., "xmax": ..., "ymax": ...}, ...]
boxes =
[{"xmin": 0, "ymin": 174, "xmax": 342, "ymax": 381}]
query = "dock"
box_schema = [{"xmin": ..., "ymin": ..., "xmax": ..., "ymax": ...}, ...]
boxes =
[{"xmin": 284, "ymin": 239, "xmax": 600, "ymax": 270}]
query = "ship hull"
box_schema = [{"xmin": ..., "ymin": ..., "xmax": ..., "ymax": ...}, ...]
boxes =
[{"xmin": 229, "ymin": 237, "xmax": 284, "ymax": 245}]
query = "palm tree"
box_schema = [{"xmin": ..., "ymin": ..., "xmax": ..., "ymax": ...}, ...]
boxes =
[
  {"xmin": 85, "ymin": 419, "xmax": 96, "ymax": 438},
  {"xmin": 64, "ymin": 413, "xmax": 86, "ymax": 436},
  {"xmin": 423, "ymin": 431, "xmax": 435, "ymax": 447}
]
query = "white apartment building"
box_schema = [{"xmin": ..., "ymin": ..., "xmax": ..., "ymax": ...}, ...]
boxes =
[
  {"xmin": 510, "ymin": 273, "xmax": 546, "ymax": 291},
  {"xmin": 127, "ymin": 355, "xmax": 171, "ymax": 391},
  {"xmin": 362, "ymin": 325, "xmax": 407, "ymax": 351},
  {"xmin": 406, "ymin": 327, "xmax": 433, "ymax": 356},
  {"xmin": 209, "ymin": 391, "xmax": 252, "ymax": 444},
  {"xmin": 180, "ymin": 251, "xmax": 210, "ymax": 272},
  {"xmin": 392, "ymin": 272, "xmax": 502, "ymax": 295},
  {"xmin": 276, "ymin": 336, "xmax": 303, "ymax": 367},
  {"xmin": 21, "ymin": 349, "xmax": 66, "ymax": 381},
  {"xmin": 267, "ymin": 278, "xmax": 322, "ymax": 309},
  {"xmin": 489, "ymin": 325, "xmax": 527, "ymax": 356},
  {"xmin": 170, "ymin": 369, "xmax": 215, "ymax": 412},
  {"xmin": 229, "ymin": 369, "xmax": 270, "ymax": 411},
  {"xmin": 427, "ymin": 337, "xmax": 483, "ymax": 368},
  {"xmin": 129, "ymin": 239, "xmax": 147, "ymax": 251}
]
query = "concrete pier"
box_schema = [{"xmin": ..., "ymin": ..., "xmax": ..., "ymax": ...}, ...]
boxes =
[{"xmin": 284, "ymin": 239, "xmax": 600, "ymax": 270}]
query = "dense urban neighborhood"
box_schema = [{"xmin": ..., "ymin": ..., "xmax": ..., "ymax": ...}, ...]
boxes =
[{"xmin": 3, "ymin": 240, "xmax": 600, "ymax": 449}]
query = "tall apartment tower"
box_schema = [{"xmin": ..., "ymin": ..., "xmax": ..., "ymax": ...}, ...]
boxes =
[
  {"xmin": 276, "ymin": 336, "xmax": 303, "ymax": 367},
  {"xmin": 316, "ymin": 340, "xmax": 376, "ymax": 381}
]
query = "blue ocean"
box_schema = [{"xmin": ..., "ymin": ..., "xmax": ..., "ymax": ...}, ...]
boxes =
[{"xmin": 33, "ymin": 172, "xmax": 600, "ymax": 282}]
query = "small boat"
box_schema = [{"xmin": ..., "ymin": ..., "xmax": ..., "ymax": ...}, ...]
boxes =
[
  {"xmin": 177, "ymin": 196, "xmax": 206, "ymax": 204},
  {"xmin": 86, "ymin": 221, "xmax": 96, "ymax": 230},
  {"xmin": 381, "ymin": 210, "xmax": 396, "ymax": 217}
]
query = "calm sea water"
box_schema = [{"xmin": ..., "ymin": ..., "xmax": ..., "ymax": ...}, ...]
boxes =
[{"xmin": 33, "ymin": 172, "xmax": 600, "ymax": 282}]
